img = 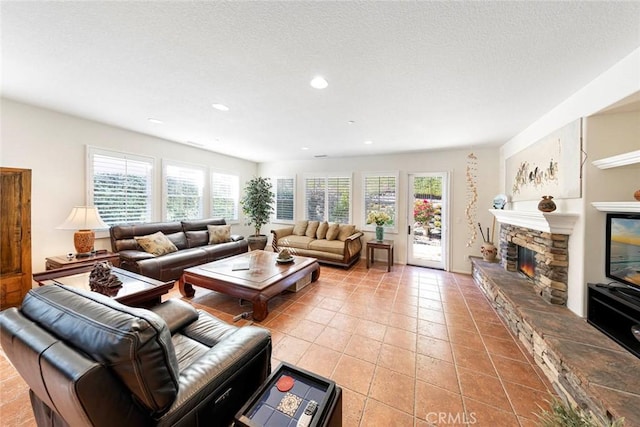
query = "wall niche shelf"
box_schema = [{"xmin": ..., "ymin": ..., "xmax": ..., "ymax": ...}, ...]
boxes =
[
  {"xmin": 591, "ymin": 149, "xmax": 640, "ymax": 212},
  {"xmin": 591, "ymin": 202, "xmax": 640, "ymax": 213},
  {"xmin": 592, "ymin": 149, "xmax": 640, "ymax": 169}
]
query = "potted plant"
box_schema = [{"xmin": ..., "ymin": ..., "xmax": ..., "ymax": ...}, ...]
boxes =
[
  {"xmin": 240, "ymin": 176, "xmax": 274, "ymax": 251},
  {"xmin": 366, "ymin": 210, "xmax": 392, "ymax": 241}
]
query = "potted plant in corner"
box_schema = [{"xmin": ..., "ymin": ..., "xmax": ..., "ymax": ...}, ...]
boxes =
[{"xmin": 240, "ymin": 176, "xmax": 274, "ymax": 251}]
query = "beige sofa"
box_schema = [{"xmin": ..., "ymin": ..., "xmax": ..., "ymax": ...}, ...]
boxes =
[{"xmin": 271, "ymin": 220, "xmax": 363, "ymax": 268}]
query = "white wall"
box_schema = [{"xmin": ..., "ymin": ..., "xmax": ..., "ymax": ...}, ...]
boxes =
[
  {"xmin": 259, "ymin": 147, "xmax": 500, "ymax": 274},
  {"xmin": 583, "ymin": 110, "xmax": 640, "ymax": 291},
  {"xmin": 499, "ymin": 47, "xmax": 640, "ymax": 316},
  {"xmin": 0, "ymin": 98, "xmax": 258, "ymax": 273}
]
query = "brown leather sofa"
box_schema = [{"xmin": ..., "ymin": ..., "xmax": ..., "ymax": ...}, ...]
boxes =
[
  {"xmin": 0, "ymin": 284, "xmax": 272, "ymax": 427},
  {"xmin": 110, "ymin": 218, "xmax": 248, "ymax": 281}
]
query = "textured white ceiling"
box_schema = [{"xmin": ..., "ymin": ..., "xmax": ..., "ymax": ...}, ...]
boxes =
[{"xmin": 2, "ymin": 1, "xmax": 639, "ymax": 162}]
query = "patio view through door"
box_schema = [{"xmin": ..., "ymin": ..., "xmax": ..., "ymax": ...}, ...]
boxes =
[{"xmin": 407, "ymin": 173, "xmax": 448, "ymax": 270}]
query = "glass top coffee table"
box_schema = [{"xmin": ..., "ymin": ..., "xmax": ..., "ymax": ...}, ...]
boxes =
[{"xmin": 180, "ymin": 250, "xmax": 320, "ymax": 321}]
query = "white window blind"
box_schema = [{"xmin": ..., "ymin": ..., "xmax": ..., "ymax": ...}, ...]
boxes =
[
  {"xmin": 304, "ymin": 177, "xmax": 326, "ymax": 221},
  {"xmin": 304, "ymin": 175, "xmax": 351, "ymax": 223},
  {"xmin": 89, "ymin": 148, "xmax": 153, "ymax": 226},
  {"xmin": 363, "ymin": 174, "xmax": 398, "ymax": 229},
  {"xmin": 211, "ymin": 172, "xmax": 239, "ymax": 221},
  {"xmin": 164, "ymin": 163, "xmax": 204, "ymax": 221},
  {"xmin": 327, "ymin": 177, "xmax": 351, "ymax": 223},
  {"xmin": 274, "ymin": 177, "xmax": 295, "ymax": 222}
]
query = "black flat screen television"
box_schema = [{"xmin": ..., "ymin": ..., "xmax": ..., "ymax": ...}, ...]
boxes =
[{"xmin": 605, "ymin": 213, "xmax": 640, "ymax": 292}]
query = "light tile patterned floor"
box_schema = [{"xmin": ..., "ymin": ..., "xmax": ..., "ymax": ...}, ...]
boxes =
[{"xmin": 0, "ymin": 261, "xmax": 554, "ymax": 426}]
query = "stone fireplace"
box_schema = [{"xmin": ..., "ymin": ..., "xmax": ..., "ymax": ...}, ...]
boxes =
[
  {"xmin": 490, "ymin": 209, "xmax": 579, "ymax": 306},
  {"xmin": 498, "ymin": 224, "xmax": 569, "ymax": 304}
]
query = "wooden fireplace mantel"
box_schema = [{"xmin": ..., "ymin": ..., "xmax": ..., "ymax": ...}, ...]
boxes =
[{"xmin": 489, "ymin": 209, "xmax": 579, "ymax": 234}]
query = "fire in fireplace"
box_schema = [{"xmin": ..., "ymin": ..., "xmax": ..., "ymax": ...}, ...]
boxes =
[{"xmin": 518, "ymin": 246, "xmax": 536, "ymax": 279}]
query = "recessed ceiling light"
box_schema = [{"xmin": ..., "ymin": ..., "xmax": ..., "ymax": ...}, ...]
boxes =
[
  {"xmin": 301, "ymin": 147, "xmax": 309, "ymax": 150},
  {"xmin": 364, "ymin": 140, "xmax": 373, "ymax": 145},
  {"xmin": 148, "ymin": 118, "xmax": 163, "ymax": 124},
  {"xmin": 212, "ymin": 103, "xmax": 229, "ymax": 111},
  {"xmin": 310, "ymin": 76, "xmax": 328, "ymax": 89},
  {"xmin": 347, "ymin": 120, "xmax": 355, "ymax": 125}
]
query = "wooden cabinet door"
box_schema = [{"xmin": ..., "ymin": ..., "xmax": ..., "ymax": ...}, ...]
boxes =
[{"xmin": 1, "ymin": 167, "xmax": 32, "ymax": 308}]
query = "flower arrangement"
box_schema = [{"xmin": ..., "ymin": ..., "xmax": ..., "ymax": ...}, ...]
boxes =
[
  {"xmin": 366, "ymin": 210, "xmax": 391, "ymax": 226},
  {"xmin": 413, "ymin": 199, "xmax": 434, "ymax": 224}
]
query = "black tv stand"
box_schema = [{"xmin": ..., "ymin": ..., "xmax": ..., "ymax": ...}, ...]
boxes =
[{"xmin": 588, "ymin": 283, "xmax": 640, "ymax": 359}]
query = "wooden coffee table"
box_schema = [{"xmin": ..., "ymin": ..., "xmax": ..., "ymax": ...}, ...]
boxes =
[
  {"xmin": 33, "ymin": 264, "xmax": 174, "ymax": 307},
  {"xmin": 180, "ymin": 251, "xmax": 320, "ymax": 321}
]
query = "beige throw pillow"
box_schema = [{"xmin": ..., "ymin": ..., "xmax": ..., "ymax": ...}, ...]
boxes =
[
  {"xmin": 326, "ymin": 223, "xmax": 339, "ymax": 241},
  {"xmin": 338, "ymin": 224, "xmax": 356, "ymax": 241},
  {"xmin": 316, "ymin": 221, "xmax": 329, "ymax": 239},
  {"xmin": 293, "ymin": 220, "xmax": 308, "ymax": 236},
  {"xmin": 135, "ymin": 231, "xmax": 178, "ymax": 256},
  {"xmin": 305, "ymin": 221, "xmax": 320, "ymax": 238},
  {"xmin": 208, "ymin": 224, "xmax": 231, "ymax": 244}
]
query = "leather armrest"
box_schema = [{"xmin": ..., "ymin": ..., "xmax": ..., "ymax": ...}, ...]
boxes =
[
  {"xmin": 150, "ymin": 299, "xmax": 199, "ymax": 334},
  {"xmin": 158, "ymin": 326, "xmax": 271, "ymax": 425},
  {"xmin": 230, "ymin": 234, "xmax": 244, "ymax": 242}
]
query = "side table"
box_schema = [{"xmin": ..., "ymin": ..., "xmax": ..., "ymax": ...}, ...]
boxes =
[
  {"xmin": 366, "ymin": 239, "xmax": 394, "ymax": 272},
  {"xmin": 45, "ymin": 251, "xmax": 120, "ymax": 270},
  {"xmin": 235, "ymin": 362, "xmax": 342, "ymax": 427}
]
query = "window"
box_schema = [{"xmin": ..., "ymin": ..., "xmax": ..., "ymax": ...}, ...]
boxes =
[
  {"xmin": 211, "ymin": 172, "xmax": 239, "ymax": 222},
  {"xmin": 304, "ymin": 175, "xmax": 351, "ymax": 223},
  {"xmin": 88, "ymin": 147, "xmax": 153, "ymax": 226},
  {"xmin": 163, "ymin": 161, "xmax": 205, "ymax": 221},
  {"xmin": 363, "ymin": 173, "xmax": 398, "ymax": 230},
  {"xmin": 273, "ymin": 177, "xmax": 295, "ymax": 223}
]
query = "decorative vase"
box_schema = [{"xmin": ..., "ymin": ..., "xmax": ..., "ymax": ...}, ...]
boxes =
[
  {"xmin": 634, "ymin": 189, "xmax": 640, "ymax": 201},
  {"xmin": 538, "ymin": 195, "xmax": 557, "ymax": 213},
  {"xmin": 480, "ymin": 242, "xmax": 497, "ymax": 262},
  {"xmin": 375, "ymin": 226, "xmax": 384, "ymax": 241}
]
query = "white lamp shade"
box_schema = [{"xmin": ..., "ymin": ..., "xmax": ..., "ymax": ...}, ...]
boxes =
[{"xmin": 57, "ymin": 206, "xmax": 108, "ymax": 230}]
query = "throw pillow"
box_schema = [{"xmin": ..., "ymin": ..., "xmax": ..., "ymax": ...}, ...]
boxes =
[
  {"xmin": 305, "ymin": 221, "xmax": 320, "ymax": 238},
  {"xmin": 208, "ymin": 224, "xmax": 231, "ymax": 244},
  {"xmin": 135, "ymin": 231, "xmax": 178, "ymax": 256},
  {"xmin": 316, "ymin": 221, "xmax": 329, "ymax": 239},
  {"xmin": 326, "ymin": 223, "xmax": 339, "ymax": 241},
  {"xmin": 338, "ymin": 224, "xmax": 356, "ymax": 241},
  {"xmin": 293, "ymin": 220, "xmax": 308, "ymax": 236}
]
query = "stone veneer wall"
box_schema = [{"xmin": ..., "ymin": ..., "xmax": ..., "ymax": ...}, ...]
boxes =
[
  {"xmin": 471, "ymin": 259, "xmax": 639, "ymax": 426},
  {"xmin": 498, "ymin": 224, "xmax": 569, "ymax": 305}
]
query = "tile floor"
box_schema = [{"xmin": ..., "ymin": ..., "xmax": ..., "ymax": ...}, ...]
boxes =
[{"xmin": 0, "ymin": 261, "xmax": 555, "ymax": 426}]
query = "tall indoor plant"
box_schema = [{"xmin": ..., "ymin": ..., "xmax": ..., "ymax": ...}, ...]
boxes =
[{"xmin": 240, "ymin": 176, "xmax": 274, "ymax": 250}]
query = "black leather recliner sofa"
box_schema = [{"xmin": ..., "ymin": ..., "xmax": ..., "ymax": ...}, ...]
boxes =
[
  {"xmin": 0, "ymin": 284, "xmax": 271, "ymax": 426},
  {"xmin": 110, "ymin": 218, "xmax": 248, "ymax": 282}
]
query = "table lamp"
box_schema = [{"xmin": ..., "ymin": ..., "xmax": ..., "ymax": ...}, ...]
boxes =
[{"xmin": 57, "ymin": 206, "xmax": 109, "ymax": 257}]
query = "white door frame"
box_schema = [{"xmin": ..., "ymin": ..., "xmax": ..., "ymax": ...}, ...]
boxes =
[{"xmin": 407, "ymin": 172, "xmax": 450, "ymax": 271}]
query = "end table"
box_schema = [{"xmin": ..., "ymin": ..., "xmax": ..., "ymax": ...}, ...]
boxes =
[
  {"xmin": 45, "ymin": 251, "xmax": 120, "ymax": 270},
  {"xmin": 366, "ymin": 239, "xmax": 394, "ymax": 272}
]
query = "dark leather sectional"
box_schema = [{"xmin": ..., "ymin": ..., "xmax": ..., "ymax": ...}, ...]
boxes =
[
  {"xmin": 0, "ymin": 284, "xmax": 272, "ymax": 426},
  {"xmin": 110, "ymin": 218, "xmax": 248, "ymax": 282}
]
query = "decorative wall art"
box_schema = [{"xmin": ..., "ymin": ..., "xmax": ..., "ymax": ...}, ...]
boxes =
[
  {"xmin": 506, "ymin": 119, "xmax": 583, "ymax": 202},
  {"xmin": 465, "ymin": 152, "xmax": 478, "ymax": 247}
]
